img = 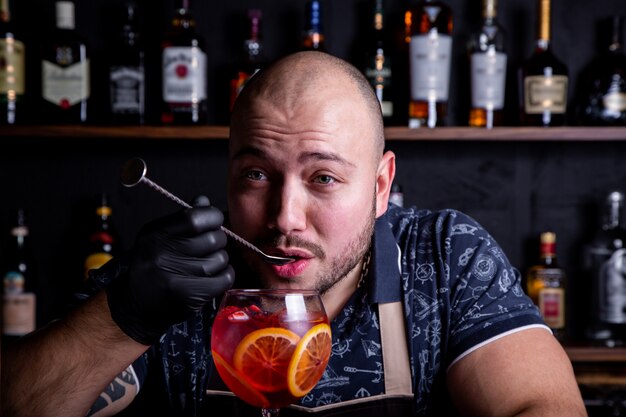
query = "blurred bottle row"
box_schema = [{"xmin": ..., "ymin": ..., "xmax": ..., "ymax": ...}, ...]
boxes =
[
  {"xmin": 4, "ymin": 186, "xmax": 626, "ymax": 347},
  {"xmin": 1, "ymin": 193, "xmax": 118, "ymax": 345},
  {"xmin": 0, "ymin": 0, "xmax": 625, "ymax": 127}
]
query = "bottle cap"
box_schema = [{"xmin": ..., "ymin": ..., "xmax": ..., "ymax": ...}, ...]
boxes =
[
  {"xmin": 607, "ymin": 191, "xmax": 625, "ymax": 203},
  {"xmin": 540, "ymin": 231, "xmax": 556, "ymax": 244},
  {"xmin": 56, "ymin": 1, "xmax": 75, "ymax": 30}
]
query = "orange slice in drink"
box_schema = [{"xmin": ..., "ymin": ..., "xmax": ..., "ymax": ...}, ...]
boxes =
[
  {"xmin": 287, "ymin": 323, "xmax": 332, "ymax": 397},
  {"xmin": 233, "ymin": 327, "xmax": 300, "ymax": 393},
  {"xmin": 211, "ymin": 351, "xmax": 270, "ymax": 408}
]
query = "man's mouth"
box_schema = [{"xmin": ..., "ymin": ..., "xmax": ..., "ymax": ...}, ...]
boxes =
[{"xmin": 267, "ymin": 248, "xmax": 314, "ymax": 278}]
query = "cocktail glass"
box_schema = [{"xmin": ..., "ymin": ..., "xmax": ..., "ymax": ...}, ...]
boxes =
[{"xmin": 211, "ymin": 289, "xmax": 332, "ymax": 417}]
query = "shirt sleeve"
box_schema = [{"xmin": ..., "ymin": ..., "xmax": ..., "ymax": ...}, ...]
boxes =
[
  {"xmin": 440, "ymin": 210, "xmax": 549, "ymax": 365},
  {"xmin": 391, "ymin": 207, "xmax": 549, "ymax": 371}
]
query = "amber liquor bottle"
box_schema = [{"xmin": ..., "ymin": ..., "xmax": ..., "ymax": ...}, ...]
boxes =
[
  {"xmin": 0, "ymin": 0, "xmax": 25, "ymax": 125},
  {"xmin": 362, "ymin": 0, "xmax": 394, "ymax": 124},
  {"xmin": 109, "ymin": 0, "xmax": 145, "ymax": 125},
  {"xmin": 2, "ymin": 208, "xmax": 36, "ymax": 345},
  {"xmin": 41, "ymin": 1, "xmax": 90, "ymax": 124},
  {"xmin": 302, "ymin": 0, "xmax": 325, "ymax": 52},
  {"xmin": 526, "ymin": 231, "xmax": 566, "ymax": 341},
  {"xmin": 229, "ymin": 9, "xmax": 265, "ymax": 112},
  {"xmin": 83, "ymin": 193, "xmax": 119, "ymax": 281},
  {"xmin": 520, "ymin": 0, "xmax": 568, "ymax": 126},
  {"xmin": 407, "ymin": 0, "xmax": 453, "ymax": 128},
  {"xmin": 468, "ymin": 0, "xmax": 507, "ymax": 128},
  {"xmin": 161, "ymin": 0, "xmax": 207, "ymax": 125},
  {"xmin": 577, "ymin": 16, "xmax": 626, "ymax": 126}
]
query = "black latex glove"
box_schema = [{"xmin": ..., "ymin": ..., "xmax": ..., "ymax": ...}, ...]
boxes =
[{"xmin": 107, "ymin": 196, "xmax": 234, "ymax": 345}]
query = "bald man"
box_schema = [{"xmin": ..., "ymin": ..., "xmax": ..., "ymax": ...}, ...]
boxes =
[{"xmin": 2, "ymin": 51, "xmax": 586, "ymax": 417}]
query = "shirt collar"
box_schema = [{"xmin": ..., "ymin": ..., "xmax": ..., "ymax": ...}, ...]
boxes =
[{"xmin": 367, "ymin": 210, "xmax": 402, "ymax": 304}]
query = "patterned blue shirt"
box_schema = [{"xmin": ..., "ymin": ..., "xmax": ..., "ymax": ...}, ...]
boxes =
[{"xmin": 114, "ymin": 205, "xmax": 547, "ymax": 416}]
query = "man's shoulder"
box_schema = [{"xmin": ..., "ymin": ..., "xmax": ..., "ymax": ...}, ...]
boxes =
[{"xmin": 385, "ymin": 204, "xmax": 483, "ymax": 238}]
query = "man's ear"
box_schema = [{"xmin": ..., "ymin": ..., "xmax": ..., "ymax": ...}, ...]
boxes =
[{"xmin": 375, "ymin": 150, "xmax": 396, "ymax": 218}]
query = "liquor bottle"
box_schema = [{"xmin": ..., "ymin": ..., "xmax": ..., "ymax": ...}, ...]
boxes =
[
  {"xmin": 584, "ymin": 191, "xmax": 626, "ymax": 346},
  {"xmin": 577, "ymin": 16, "xmax": 626, "ymax": 126},
  {"xmin": 525, "ymin": 231, "xmax": 566, "ymax": 341},
  {"xmin": 362, "ymin": 0, "xmax": 394, "ymax": 124},
  {"xmin": 519, "ymin": 0, "xmax": 568, "ymax": 127},
  {"xmin": 161, "ymin": 0, "xmax": 207, "ymax": 125},
  {"xmin": 389, "ymin": 182, "xmax": 404, "ymax": 207},
  {"xmin": 302, "ymin": 0, "xmax": 325, "ymax": 52},
  {"xmin": 229, "ymin": 9, "xmax": 265, "ymax": 112},
  {"xmin": 109, "ymin": 0, "xmax": 145, "ymax": 125},
  {"xmin": 41, "ymin": 1, "xmax": 90, "ymax": 124},
  {"xmin": 0, "ymin": 0, "xmax": 25, "ymax": 125},
  {"xmin": 83, "ymin": 193, "xmax": 119, "ymax": 281},
  {"xmin": 406, "ymin": 0, "xmax": 453, "ymax": 128},
  {"xmin": 468, "ymin": 0, "xmax": 507, "ymax": 128},
  {"xmin": 2, "ymin": 208, "xmax": 36, "ymax": 344}
]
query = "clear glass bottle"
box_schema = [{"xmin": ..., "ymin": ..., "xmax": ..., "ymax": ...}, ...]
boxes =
[
  {"xmin": 526, "ymin": 231, "xmax": 567, "ymax": 341},
  {"xmin": 229, "ymin": 9, "xmax": 265, "ymax": 112},
  {"xmin": 577, "ymin": 16, "xmax": 626, "ymax": 126},
  {"xmin": 109, "ymin": 0, "xmax": 145, "ymax": 125},
  {"xmin": 585, "ymin": 191, "xmax": 626, "ymax": 346},
  {"xmin": 519, "ymin": 0, "xmax": 568, "ymax": 127},
  {"xmin": 0, "ymin": 0, "xmax": 25, "ymax": 125},
  {"xmin": 468, "ymin": 0, "xmax": 507, "ymax": 128},
  {"xmin": 389, "ymin": 183, "xmax": 404, "ymax": 207},
  {"xmin": 2, "ymin": 208, "xmax": 36, "ymax": 344},
  {"xmin": 302, "ymin": 0, "xmax": 325, "ymax": 52},
  {"xmin": 160, "ymin": 0, "xmax": 207, "ymax": 125},
  {"xmin": 362, "ymin": 0, "xmax": 394, "ymax": 125},
  {"xmin": 407, "ymin": 0, "xmax": 453, "ymax": 128},
  {"xmin": 41, "ymin": 1, "xmax": 90, "ymax": 124}
]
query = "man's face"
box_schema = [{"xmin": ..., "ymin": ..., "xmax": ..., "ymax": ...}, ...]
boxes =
[{"xmin": 227, "ymin": 84, "xmax": 380, "ymax": 293}]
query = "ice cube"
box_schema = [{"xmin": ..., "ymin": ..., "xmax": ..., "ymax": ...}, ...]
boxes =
[{"xmin": 228, "ymin": 310, "xmax": 250, "ymax": 322}]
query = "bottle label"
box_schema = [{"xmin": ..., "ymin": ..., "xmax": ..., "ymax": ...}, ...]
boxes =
[
  {"xmin": 409, "ymin": 33, "xmax": 452, "ymax": 101},
  {"xmin": 470, "ymin": 51, "xmax": 506, "ymax": 109},
  {"xmin": 3, "ymin": 270, "xmax": 25, "ymax": 294},
  {"xmin": 84, "ymin": 252, "xmax": 113, "ymax": 280},
  {"xmin": 603, "ymin": 91, "xmax": 626, "ymax": 113},
  {"xmin": 365, "ymin": 52, "xmax": 393, "ymax": 117},
  {"xmin": 538, "ymin": 287, "xmax": 564, "ymax": 329},
  {"xmin": 110, "ymin": 66, "xmax": 145, "ymax": 114},
  {"xmin": 523, "ymin": 75, "xmax": 568, "ymax": 114},
  {"xmin": 0, "ymin": 38, "xmax": 25, "ymax": 95},
  {"xmin": 2, "ymin": 292, "xmax": 36, "ymax": 336},
  {"xmin": 42, "ymin": 60, "xmax": 91, "ymax": 107},
  {"xmin": 594, "ymin": 248, "xmax": 626, "ymax": 323},
  {"xmin": 162, "ymin": 47, "xmax": 207, "ymax": 103}
]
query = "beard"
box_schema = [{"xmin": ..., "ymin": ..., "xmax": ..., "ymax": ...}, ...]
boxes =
[{"xmin": 245, "ymin": 195, "xmax": 377, "ymax": 295}]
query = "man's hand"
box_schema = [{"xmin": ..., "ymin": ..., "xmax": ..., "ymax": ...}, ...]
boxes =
[{"xmin": 107, "ymin": 197, "xmax": 235, "ymax": 345}]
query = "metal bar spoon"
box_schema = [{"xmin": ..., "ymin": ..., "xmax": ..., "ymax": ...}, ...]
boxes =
[{"xmin": 120, "ymin": 157, "xmax": 295, "ymax": 266}]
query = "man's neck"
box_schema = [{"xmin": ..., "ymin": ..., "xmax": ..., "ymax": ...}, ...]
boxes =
[{"xmin": 321, "ymin": 254, "xmax": 368, "ymax": 320}]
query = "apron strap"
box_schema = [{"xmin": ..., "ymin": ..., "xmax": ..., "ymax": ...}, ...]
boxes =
[{"xmin": 379, "ymin": 301, "xmax": 413, "ymax": 395}]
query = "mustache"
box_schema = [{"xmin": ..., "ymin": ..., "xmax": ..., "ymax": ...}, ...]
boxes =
[{"xmin": 256, "ymin": 234, "xmax": 325, "ymax": 259}]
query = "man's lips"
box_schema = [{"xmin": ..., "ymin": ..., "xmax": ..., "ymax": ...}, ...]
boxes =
[{"xmin": 265, "ymin": 248, "xmax": 314, "ymax": 277}]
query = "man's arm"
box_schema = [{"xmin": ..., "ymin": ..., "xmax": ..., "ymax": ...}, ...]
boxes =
[
  {"xmin": 2, "ymin": 291, "xmax": 148, "ymax": 417},
  {"xmin": 447, "ymin": 327, "xmax": 587, "ymax": 416}
]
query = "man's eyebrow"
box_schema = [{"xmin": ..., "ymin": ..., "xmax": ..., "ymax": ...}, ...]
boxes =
[
  {"xmin": 298, "ymin": 151, "xmax": 356, "ymax": 167},
  {"xmin": 231, "ymin": 147, "xmax": 356, "ymax": 168}
]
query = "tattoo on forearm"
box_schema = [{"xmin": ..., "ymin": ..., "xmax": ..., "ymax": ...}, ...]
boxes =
[{"xmin": 87, "ymin": 369, "xmax": 136, "ymax": 416}]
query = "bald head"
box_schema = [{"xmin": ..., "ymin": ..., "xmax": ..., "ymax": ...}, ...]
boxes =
[{"xmin": 231, "ymin": 51, "xmax": 385, "ymax": 158}]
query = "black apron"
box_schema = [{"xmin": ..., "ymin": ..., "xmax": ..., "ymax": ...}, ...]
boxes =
[{"xmin": 204, "ymin": 301, "xmax": 415, "ymax": 416}]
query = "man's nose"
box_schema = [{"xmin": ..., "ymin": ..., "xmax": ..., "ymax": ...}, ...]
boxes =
[{"xmin": 268, "ymin": 180, "xmax": 307, "ymax": 234}]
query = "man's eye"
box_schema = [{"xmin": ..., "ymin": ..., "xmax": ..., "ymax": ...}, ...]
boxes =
[
  {"xmin": 314, "ymin": 175, "xmax": 335, "ymax": 185},
  {"xmin": 245, "ymin": 171, "xmax": 266, "ymax": 181}
]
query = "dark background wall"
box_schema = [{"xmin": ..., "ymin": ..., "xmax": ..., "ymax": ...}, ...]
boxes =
[{"xmin": 2, "ymin": 0, "xmax": 626, "ymax": 341}]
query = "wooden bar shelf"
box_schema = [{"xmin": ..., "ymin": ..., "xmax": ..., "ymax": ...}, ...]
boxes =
[{"xmin": 0, "ymin": 126, "xmax": 625, "ymax": 141}]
